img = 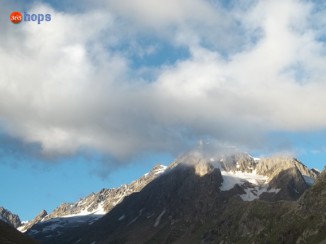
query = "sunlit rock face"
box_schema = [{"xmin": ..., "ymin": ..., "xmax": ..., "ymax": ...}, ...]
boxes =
[{"xmin": 0, "ymin": 207, "xmax": 22, "ymax": 228}]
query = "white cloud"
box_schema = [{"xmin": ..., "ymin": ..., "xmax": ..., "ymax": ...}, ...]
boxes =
[{"xmin": 0, "ymin": 0, "xmax": 326, "ymax": 161}]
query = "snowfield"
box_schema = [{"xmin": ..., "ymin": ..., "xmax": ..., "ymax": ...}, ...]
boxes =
[{"xmin": 220, "ymin": 169, "xmax": 280, "ymax": 201}]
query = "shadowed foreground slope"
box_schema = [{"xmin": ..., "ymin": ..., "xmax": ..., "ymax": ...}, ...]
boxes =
[{"xmin": 0, "ymin": 220, "xmax": 37, "ymax": 244}]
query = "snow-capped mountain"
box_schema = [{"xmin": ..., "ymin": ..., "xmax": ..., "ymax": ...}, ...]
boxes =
[
  {"xmin": 21, "ymin": 164, "xmax": 168, "ymax": 239},
  {"xmin": 23, "ymin": 151, "xmax": 322, "ymax": 243},
  {"xmin": 59, "ymin": 153, "xmax": 323, "ymax": 244},
  {"xmin": 177, "ymin": 151, "xmax": 318, "ymax": 201}
]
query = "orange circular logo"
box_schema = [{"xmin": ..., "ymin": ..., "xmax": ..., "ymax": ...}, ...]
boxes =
[{"xmin": 10, "ymin": 12, "xmax": 22, "ymax": 24}]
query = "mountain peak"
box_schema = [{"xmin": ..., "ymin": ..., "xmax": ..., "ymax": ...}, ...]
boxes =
[
  {"xmin": 171, "ymin": 151, "xmax": 319, "ymax": 202},
  {"xmin": 0, "ymin": 206, "xmax": 21, "ymax": 228}
]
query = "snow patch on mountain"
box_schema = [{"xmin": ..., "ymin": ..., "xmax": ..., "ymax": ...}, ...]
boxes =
[
  {"xmin": 17, "ymin": 225, "xmax": 27, "ymax": 232},
  {"xmin": 220, "ymin": 170, "xmax": 268, "ymax": 191},
  {"xmin": 61, "ymin": 203, "xmax": 106, "ymax": 219},
  {"xmin": 240, "ymin": 187, "xmax": 280, "ymax": 201},
  {"xmin": 220, "ymin": 169, "xmax": 281, "ymax": 201}
]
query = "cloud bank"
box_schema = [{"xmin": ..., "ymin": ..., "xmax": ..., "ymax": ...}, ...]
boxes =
[{"xmin": 1, "ymin": 0, "xmax": 326, "ymax": 162}]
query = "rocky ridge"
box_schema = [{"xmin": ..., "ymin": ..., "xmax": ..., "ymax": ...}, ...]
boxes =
[
  {"xmin": 19, "ymin": 209, "xmax": 47, "ymax": 232},
  {"xmin": 20, "ymin": 164, "xmax": 168, "ymax": 236},
  {"xmin": 177, "ymin": 151, "xmax": 318, "ymax": 179},
  {"xmin": 176, "ymin": 151, "xmax": 319, "ymax": 201},
  {"xmin": 0, "ymin": 206, "xmax": 22, "ymax": 228}
]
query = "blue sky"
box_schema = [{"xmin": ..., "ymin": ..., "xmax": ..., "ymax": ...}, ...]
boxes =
[{"xmin": 1, "ymin": 0, "xmax": 326, "ymax": 220}]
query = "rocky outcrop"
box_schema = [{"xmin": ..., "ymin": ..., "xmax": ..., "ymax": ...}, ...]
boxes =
[
  {"xmin": 20, "ymin": 210, "xmax": 47, "ymax": 232},
  {"xmin": 194, "ymin": 160, "xmax": 214, "ymax": 176},
  {"xmin": 0, "ymin": 207, "xmax": 21, "ymax": 228},
  {"xmin": 256, "ymin": 156, "xmax": 318, "ymax": 180}
]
